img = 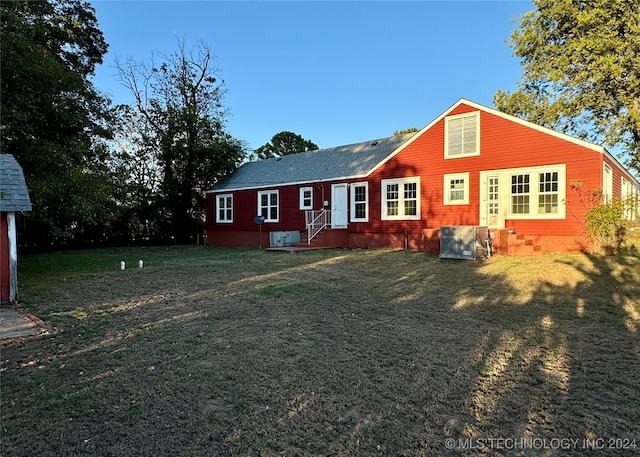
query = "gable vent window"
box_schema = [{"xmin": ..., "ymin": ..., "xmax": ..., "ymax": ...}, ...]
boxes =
[{"xmin": 445, "ymin": 111, "xmax": 480, "ymax": 158}]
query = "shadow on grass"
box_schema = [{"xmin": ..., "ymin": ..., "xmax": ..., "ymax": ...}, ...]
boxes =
[
  {"xmin": 2, "ymin": 247, "xmax": 639, "ymax": 456},
  {"xmin": 438, "ymin": 254, "xmax": 640, "ymax": 456}
]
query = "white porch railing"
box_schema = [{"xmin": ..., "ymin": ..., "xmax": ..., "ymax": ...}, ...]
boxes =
[{"xmin": 305, "ymin": 209, "xmax": 331, "ymax": 244}]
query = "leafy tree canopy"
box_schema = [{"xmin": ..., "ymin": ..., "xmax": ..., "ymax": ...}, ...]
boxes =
[
  {"xmin": 494, "ymin": 0, "xmax": 640, "ymax": 173},
  {"xmin": 254, "ymin": 131, "xmax": 318, "ymax": 160},
  {"xmin": 115, "ymin": 40, "xmax": 248, "ymax": 243},
  {"xmin": 1, "ymin": 0, "xmax": 117, "ymax": 245},
  {"xmin": 393, "ymin": 127, "xmax": 420, "ymax": 136}
]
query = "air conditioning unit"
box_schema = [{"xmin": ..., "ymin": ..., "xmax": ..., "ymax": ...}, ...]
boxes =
[
  {"xmin": 269, "ymin": 231, "xmax": 301, "ymax": 247},
  {"xmin": 439, "ymin": 226, "xmax": 492, "ymax": 260}
]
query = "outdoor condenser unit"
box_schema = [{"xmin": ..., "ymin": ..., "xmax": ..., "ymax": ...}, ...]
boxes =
[
  {"xmin": 269, "ymin": 231, "xmax": 301, "ymax": 247},
  {"xmin": 439, "ymin": 226, "xmax": 492, "ymax": 260}
]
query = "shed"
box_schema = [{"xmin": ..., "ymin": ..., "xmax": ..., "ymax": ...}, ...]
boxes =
[{"xmin": 0, "ymin": 155, "xmax": 32, "ymax": 303}]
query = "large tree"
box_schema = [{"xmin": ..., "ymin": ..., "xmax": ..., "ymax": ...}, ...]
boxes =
[
  {"xmin": 115, "ymin": 40, "xmax": 248, "ymax": 243},
  {"xmin": 1, "ymin": 0, "xmax": 118, "ymax": 245},
  {"xmin": 109, "ymin": 105, "xmax": 163, "ymax": 242},
  {"xmin": 494, "ymin": 0, "xmax": 640, "ymax": 173},
  {"xmin": 254, "ymin": 131, "xmax": 318, "ymax": 160}
]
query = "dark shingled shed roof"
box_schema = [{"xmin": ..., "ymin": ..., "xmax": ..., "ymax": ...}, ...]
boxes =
[
  {"xmin": 209, "ymin": 133, "xmax": 416, "ymax": 192},
  {"xmin": 0, "ymin": 155, "xmax": 32, "ymax": 212}
]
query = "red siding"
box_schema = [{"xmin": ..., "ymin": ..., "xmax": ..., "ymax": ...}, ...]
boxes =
[
  {"xmin": 1, "ymin": 214, "xmax": 10, "ymax": 303},
  {"xmin": 206, "ymin": 101, "xmax": 635, "ymax": 254},
  {"xmin": 352, "ymin": 104, "xmax": 603, "ymax": 244},
  {"xmin": 206, "ymin": 184, "xmax": 325, "ymax": 233}
]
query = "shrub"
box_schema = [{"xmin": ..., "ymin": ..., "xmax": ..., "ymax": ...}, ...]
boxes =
[{"xmin": 570, "ymin": 180, "xmax": 639, "ymax": 255}]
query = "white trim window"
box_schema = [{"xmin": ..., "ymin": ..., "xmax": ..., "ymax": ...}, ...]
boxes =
[
  {"xmin": 621, "ymin": 177, "xmax": 634, "ymax": 199},
  {"xmin": 381, "ymin": 177, "xmax": 420, "ymax": 220},
  {"xmin": 258, "ymin": 190, "xmax": 279, "ymax": 222},
  {"xmin": 445, "ymin": 111, "xmax": 480, "ymax": 159},
  {"xmin": 350, "ymin": 182, "xmax": 368, "ymax": 222},
  {"xmin": 603, "ymin": 163, "xmax": 613, "ymax": 204},
  {"xmin": 444, "ymin": 172, "xmax": 470, "ymax": 205},
  {"xmin": 622, "ymin": 177, "xmax": 639, "ymax": 221},
  {"xmin": 538, "ymin": 171, "xmax": 559, "ymax": 214},
  {"xmin": 511, "ymin": 173, "xmax": 531, "ymax": 214},
  {"xmin": 507, "ymin": 165, "xmax": 566, "ymax": 218},
  {"xmin": 216, "ymin": 194, "xmax": 233, "ymax": 223},
  {"xmin": 299, "ymin": 186, "xmax": 313, "ymax": 210}
]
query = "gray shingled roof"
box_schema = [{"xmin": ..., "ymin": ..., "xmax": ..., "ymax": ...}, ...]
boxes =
[
  {"xmin": 0, "ymin": 155, "xmax": 32, "ymax": 212},
  {"xmin": 209, "ymin": 133, "xmax": 415, "ymax": 192}
]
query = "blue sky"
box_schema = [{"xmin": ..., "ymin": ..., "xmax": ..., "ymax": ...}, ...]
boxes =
[{"xmin": 91, "ymin": 1, "xmax": 534, "ymax": 152}]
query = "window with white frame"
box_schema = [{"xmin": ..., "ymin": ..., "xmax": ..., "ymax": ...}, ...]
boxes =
[
  {"xmin": 538, "ymin": 171, "xmax": 559, "ymax": 214},
  {"xmin": 299, "ymin": 186, "xmax": 313, "ymax": 210},
  {"xmin": 216, "ymin": 194, "xmax": 233, "ymax": 223},
  {"xmin": 381, "ymin": 177, "xmax": 420, "ymax": 220},
  {"xmin": 258, "ymin": 190, "xmax": 279, "ymax": 222},
  {"xmin": 350, "ymin": 182, "xmax": 368, "ymax": 222},
  {"xmin": 482, "ymin": 165, "xmax": 565, "ymax": 221},
  {"xmin": 622, "ymin": 177, "xmax": 633, "ymax": 199},
  {"xmin": 603, "ymin": 163, "xmax": 613, "ymax": 204},
  {"xmin": 511, "ymin": 174, "xmax": 531, "ymax": 214},
  {"xmin": 506, "ymin": 166, "xmax": 565, "ymax": 218},
  {"xmin": 622, "ymin": 177, "xmax": 639, "ymax": 221},
  {"xmin": 444, "ymin": 173, "xmax": 469, "ymax": 205},
  {"xmin": 445, "ymin": 111, "xmax": 480, "ymax": 158}
]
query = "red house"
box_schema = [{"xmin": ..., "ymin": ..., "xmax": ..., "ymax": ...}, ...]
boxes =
[{"xmin": 205, "ymin": 99, "xmax": 639, "ymax": 255}]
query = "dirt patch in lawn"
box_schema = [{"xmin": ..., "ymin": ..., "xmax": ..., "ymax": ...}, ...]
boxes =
[{"xmin": 2, "ymin": 247, "xmax": 639, "ymax": 456}]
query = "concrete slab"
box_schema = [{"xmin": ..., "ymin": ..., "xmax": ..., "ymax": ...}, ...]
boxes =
[
  {"xmin": 0, "ymin": 308, "xmax": 55, "ymax": 340},
  {"xmin": 265, "ymin": 245, "xmax": 337, "ymax": 253}
]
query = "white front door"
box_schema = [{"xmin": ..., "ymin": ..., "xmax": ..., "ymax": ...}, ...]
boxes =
[{"xmin": 331, "ymin": 183, "xmax": 348, "ymax": 228}]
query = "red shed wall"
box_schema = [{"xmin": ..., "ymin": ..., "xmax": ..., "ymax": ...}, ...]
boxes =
[{"xmin": 1, "ymin": 214, "xmax": 10, "ymax": 303}]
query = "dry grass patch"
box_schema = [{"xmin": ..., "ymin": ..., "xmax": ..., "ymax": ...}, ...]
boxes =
[{"xmin": 2, "ymin": 247, "xmax": 639, "ymax": 456}]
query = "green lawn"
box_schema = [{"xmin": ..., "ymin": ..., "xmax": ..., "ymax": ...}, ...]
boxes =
[{"xmin": 2, "ymin": 246, "xmax": 639, "ymax": 456}]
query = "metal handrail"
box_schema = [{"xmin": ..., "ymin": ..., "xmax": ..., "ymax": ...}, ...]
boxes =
[{"xmin": 306, "ymin": 209, "xmax": 331, "ymax": 243}]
